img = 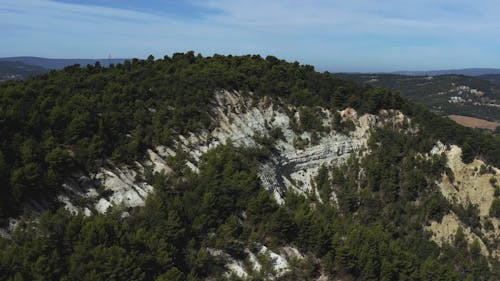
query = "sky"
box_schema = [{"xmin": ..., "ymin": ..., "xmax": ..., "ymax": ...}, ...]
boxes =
[{"xmin": 1, "ymin": 0, "xmax": 500, "ymax": 72}]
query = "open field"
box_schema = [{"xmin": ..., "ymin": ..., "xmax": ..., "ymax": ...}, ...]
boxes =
[{"xmin": 448, "ymin": 114, "xmax": 500, "ymax": 130}]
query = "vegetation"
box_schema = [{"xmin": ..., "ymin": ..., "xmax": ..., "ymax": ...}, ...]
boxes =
[
  {"xmin": 0, "ymin": 61, "xmax": 48, "ymax": 81},
  {"xmin": 490, "ymin": 198, "xmax": 500, "ymax": 218},
  {"xmin": 1, "ymin": 130, "xmax": 497, "ymax": 280},
  {"xmin": 1, "ymin": 53, "xmax": 500, "ymax": 280},
  {"xmin": 337, "ymin": 73, "xmax": 500, "ymax": 123},
  {"xmin": 1, "ymin": 53, "xmax": 498, "ymax": 222},
  {"xmin": 0, "ymin": 52, "xmax": 399, "ymax": 220}
]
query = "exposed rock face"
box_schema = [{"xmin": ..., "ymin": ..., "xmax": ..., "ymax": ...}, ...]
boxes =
[
  {"xmin": 39, "ymin": 90, "xmax": 404, "ymax": 215},
  {"xmin": 208, "ymin": 244, "xmax": 303, "ymax": 279},
  {"xmin": 94, "ymin": 164, "xmax": 153, "ymax": 212},
  {"xmin": 439, "ymin": 146, "xmax": 499, "ymax": 218},
  {"xmin": 428, "ymin": 213, "xmax": 490, "ymax": 256},
  {"xmin": 161, "ymin": 91, "xmax": 381, "ymax": 203},
  {"xmin": 427, "ymin": 143, "xmax": 500, "ymax": 258},
  {"xmin": 58, "ymin": 161, "xmax": 155, "ymax": 215}
]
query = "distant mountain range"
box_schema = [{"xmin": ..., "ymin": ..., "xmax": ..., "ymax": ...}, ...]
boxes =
[
  {"xmin": 0, "ymin": 56, "xmax": 128, "ymax": 81},
  {"xmin": 393, "ymin": 68, "xmax": 500, "ymax": 76},
  {"xmin": 0, "ymin": 56, "xmax": 127, "ymax": 70}
]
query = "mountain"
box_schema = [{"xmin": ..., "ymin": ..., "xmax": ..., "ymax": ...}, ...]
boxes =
[
  {"xmin": 394, "ymin": 68, "xmax": 500, "ymax": 76},
  {"xmin": 0, "ymin": 61, "xmax": 49, "ymax": 81},
  {"xmin": 336, "ymin": 73, "xmax": 500, "ymax": 125},
  {"xmin": 0, "ymin": 56, "xmax": 127, "ymax": 70},
  {"xmin": 0, "ymin": 53, "xmax": 499, "ymax": 280}
]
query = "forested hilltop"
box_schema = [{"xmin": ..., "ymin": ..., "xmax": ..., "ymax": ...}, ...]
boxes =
[{"xmin": 1, "ymin": 52, "xmax": 500, "ymax": 280}]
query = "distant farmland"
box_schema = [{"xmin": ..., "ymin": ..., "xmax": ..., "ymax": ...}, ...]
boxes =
[{"xmin": 448, "ymin": 115, "xmax": 500, "ymax": 131}]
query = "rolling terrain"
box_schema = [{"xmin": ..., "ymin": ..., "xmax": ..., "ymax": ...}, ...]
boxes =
[
  {"xmin": 0, "ymin": 56, "xmax": 127, "ymax": 69},
  {"xmin": 394, "ymin": 68, "xmax": 500, "ymax": 76},
  {"xmin": 336, "ymin": 73, "xmax": 500, "ymax": 127},
  {"xmin": 479, "ymin": 74, "xmax": 500, "ymax": 85},
  {"xmin": 0, "ymin": 61, "xmax": 48, "ymax": 81},
  {"xmin": 0, "ymin": 57, "xmax": 127, "ymax": 82},
  {"xmin": 448, "ymin": 115, "xmax": 500, "ymax": 131}
]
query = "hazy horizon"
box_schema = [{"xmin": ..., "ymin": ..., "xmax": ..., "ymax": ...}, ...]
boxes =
[
  {"xmin": 2, "ymin": 0, "xmax": 500, "ymax": 72},
  {"xmin": 3, "ymin": 55, "xmax": 500, "ymax": 75}
]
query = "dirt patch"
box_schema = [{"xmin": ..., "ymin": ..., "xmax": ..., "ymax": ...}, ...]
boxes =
[
  {"xmin": 427, "ymin": 213, "xmax": 489, "ymax": 256},
  {"xmin": 448, "ymin": 115, "xmax": 500, "ymax": 130},
  {"xmin": 441, "ymin": 146, "xmax": 499, "ymax": 217},
  {"xmin": 429, "ymin": 145, "xmax": 500, "ymax": 258}
]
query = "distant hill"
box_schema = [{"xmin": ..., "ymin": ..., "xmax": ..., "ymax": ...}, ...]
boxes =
[
  {"xmin": 0, "ymin": 61, "xmax": 48, "ymax": 81},
  {"xmin": 394, "ymin": 68, "xmax": 500, "ymax": 76},
  {"xmin": 336, "ymin": 73, "xmax": 500, "ymax": 123},
  {"xmin": 478, "ymin": 74, "xmax": 500, "ymax": 85},
  {"xmin": 0, "ymin": 56, "xmax": 127, "ymax": 70},
  {"xmin": 0, "ymin": 56, "xmax": 128, "ymax": 82}
]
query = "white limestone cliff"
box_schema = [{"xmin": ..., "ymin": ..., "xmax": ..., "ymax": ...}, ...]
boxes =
[{"xmin": 51, "ymin": 90, "xmax": 407, "ymax": 215}]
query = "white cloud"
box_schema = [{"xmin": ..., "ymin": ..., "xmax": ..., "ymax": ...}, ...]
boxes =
[{"xmin": 196, "ymin": 0, "xmax": 500, "ymax": 34}]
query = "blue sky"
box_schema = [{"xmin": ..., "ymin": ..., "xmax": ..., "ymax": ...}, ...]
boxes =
[{"xmin": 1, "ymin": 0, "xmax": 500, "ymax": 72}]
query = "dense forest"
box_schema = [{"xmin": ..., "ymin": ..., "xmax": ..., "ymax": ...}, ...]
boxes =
[
  {"xmin": 1, "ymin": 52, "xmax": 500, "ymax": 280},
  {"xmin": 0, "ymin": 139, "xmax": 494, "ymax": 280}
]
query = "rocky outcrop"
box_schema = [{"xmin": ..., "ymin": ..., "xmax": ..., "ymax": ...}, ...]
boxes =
[
  {"xmin": 208, "ymin": 244, "xmax": 303, "ymax": 279},
  {"xmin": 19, "ymin": 90, "xmax": 406, "ymax": 216},
  {"xmin": 161, "ymin": 91, "xmax": 388, "ymax": 203},
  {"xmin": 57, "ymin": 163, "xmax": 155, "ymax": 215},
  {"xmin": 427, "ymin": 143, "xmax": 500, "ymax": 258}
]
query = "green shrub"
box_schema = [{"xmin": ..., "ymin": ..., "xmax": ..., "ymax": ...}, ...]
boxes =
[{"xmin": 490, "ymin": 198, "xmax": 500, "ymax": 218}]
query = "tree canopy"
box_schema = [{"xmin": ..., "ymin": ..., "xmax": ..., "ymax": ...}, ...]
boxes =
[{"xmin": 0, "ymin": 53, "xmax": 499, "ymax": 280}]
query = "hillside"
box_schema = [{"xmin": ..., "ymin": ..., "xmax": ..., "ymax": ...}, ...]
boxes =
[
  {"xmin": 1, "ymin": 53, "xmax": 500, "ymax": 280},
  {"xmin": 479, "ymin": 74, "xmax": 500, "ymax": 85},
  {"xmin": 336, "ymin": 73, "xmax": 500, "ymax": 124},
  {"xmin": 0, "ymin": 57, "xmax": 128, "ymax": 82},
  {"xmin": 395, "ymin": 68, "xmax": 500, "ymax": 76},
  {"xmin": 0, "ymin": 61, "xmax": 48, "ymax": 81}
]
